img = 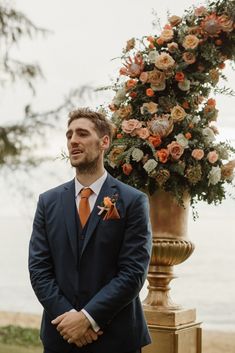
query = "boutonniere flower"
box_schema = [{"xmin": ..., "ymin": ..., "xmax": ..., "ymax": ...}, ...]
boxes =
[{"xmin": 97, "ymin": 193, "xmax": 120, "ymax": 220}]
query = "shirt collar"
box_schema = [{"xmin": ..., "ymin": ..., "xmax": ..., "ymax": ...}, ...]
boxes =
[{"xmin": 75, "ymin": 170, "xmax": 107, "ymax": 198}]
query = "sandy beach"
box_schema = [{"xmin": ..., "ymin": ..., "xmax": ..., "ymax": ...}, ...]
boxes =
[{"xmin": 0, "ymin": 311, "xmax": 234, "ymax": 353}]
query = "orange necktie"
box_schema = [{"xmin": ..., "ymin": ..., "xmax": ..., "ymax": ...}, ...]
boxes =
[{"xmin": 78, "ymin": 188, "xmax": 93, "ymax": 227}]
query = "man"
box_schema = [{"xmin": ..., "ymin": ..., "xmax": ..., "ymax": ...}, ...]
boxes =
[{"xmin": 29, "ymin": 108, "xmax": 152, "ymax": 353}]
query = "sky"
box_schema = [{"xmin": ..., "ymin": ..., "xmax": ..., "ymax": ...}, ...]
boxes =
[{"xmin": 0, "ymin": 0, "xmax": 235, "ymax": 322}]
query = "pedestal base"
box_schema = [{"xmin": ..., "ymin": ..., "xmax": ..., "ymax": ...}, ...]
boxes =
[
  {"xmin": 144, "ymin": 308, "xmax": 196, "ymax": 326},
  {"xmin": 143, "ymin": 322, "xmax": 202, "ymax": 353}
]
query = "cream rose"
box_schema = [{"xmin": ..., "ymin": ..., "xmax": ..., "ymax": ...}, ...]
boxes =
[
  {"xmin": 176, "ymin": 133, "xmax": 189, "ymax": 148},
  {"xmin": 178, "ymin": 79, "xmax": 191, "ymax": 91},
  {"xmin": 182, "ymin": 35, "xmax": 200, "ymax": 50},
  {"xmin": 167, "ymin": 42, "xmax": 179, "ymax": 53},
  {"xmin": 171, "ymin": 105, "xmax": 186, "ymax": 122},
  {"xmin": 169, "ymin": 15, "xmax": 182, "ymax": 26},
  {"xmin": 182, "ymin": 52, "xmax": 196, "ymax": 64},
  {"xmin": 141, "ymin": 102, "xmax": 158, "ymax": 115},
  {"xmin": 132, "ymin": 148, "xmax": 144, "ymax": 162},
  {"xmin": 117, "ymin": 105, "xmax": 132, "ymax": 119},
  {"xmin": 160, "ymin": 29, "xmax": 174, "ymax": 42},
  {"xmin": 155, "ymin": 53, "xmax": 175, "ymax": 70},
  {"xmin": 219, "ymin": 15, "xmax": 233, "ymax": 32},
  {"xmin": 192, "ymin": 149, "xmax": 204, "ymax": 160},
  {"xmin": 208, "ymin": 166, "xmax": 221, "ymax": 185},
  {"xmin": 148, "ymin": 69, "xmax": 165, "ymax": 86},
  {"xmin": 143, "ymin": 159, "xmax": 158, "ymax": 174}
]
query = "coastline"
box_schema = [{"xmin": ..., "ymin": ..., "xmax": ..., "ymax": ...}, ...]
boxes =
[{"xmin": 0, "ymin": 311, "xmax": 234, "ymax": 353}]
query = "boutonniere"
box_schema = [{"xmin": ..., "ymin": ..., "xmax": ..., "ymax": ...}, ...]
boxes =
[{"xmin": 97, "ymin": 193, "xmax": 120, "ymax": 220}]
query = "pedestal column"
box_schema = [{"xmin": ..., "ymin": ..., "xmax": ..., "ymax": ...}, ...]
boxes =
[{"xmin": 143, "ymin": 191, "xmax": 202, "ymax": 353}]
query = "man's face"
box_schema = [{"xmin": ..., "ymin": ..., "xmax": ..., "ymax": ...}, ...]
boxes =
[{"xmin": 66, "ymin": 118, "xmax": 109, "ymax": 173}]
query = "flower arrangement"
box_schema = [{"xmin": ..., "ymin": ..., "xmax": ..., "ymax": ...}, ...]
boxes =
[{"xmin": 104, "ymin": 0, "xmax": 235, "ymax": 210}]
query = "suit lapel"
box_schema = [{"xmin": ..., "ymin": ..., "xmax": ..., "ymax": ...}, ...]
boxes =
[
  {"xmin": 61, "ymin": 179, "xmax": 78, "ymax": 263},
  {"xmin": 81, "ymin": 174, "xmax": 117, "ymax": 256}
]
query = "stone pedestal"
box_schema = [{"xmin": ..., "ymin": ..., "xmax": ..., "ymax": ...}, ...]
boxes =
[
  {"xmin": 143, "ymin": 191, "xmax": 202, "ymax": 353},
  {"xmin": 143, "ymin": 321, "xmax": 202, "ymax": 353}
]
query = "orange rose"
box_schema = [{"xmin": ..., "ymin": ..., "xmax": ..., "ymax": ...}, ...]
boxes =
[
  {"xmin": 207, "ymin": 98, "xmax": 216, "ymax": 107},
  {"xmin": 146, "ymin": 88, "xmax": 155, "ymax": 97},
  {"xmin": 192, "ymin": 149, "xmax": 204, "ymax": 160},
  {"xmin": 129, "ymin": 91, "xmax": 137, "ymax": 98},
  {"xmin": 148, "ymin": 135, "xmax": 162, "ymax": 148},
  {"xmin": 175, "ymin": 72, "xmax": 185, "ymax": 82},
  {"xmin": 182, "ymin": 101, "xmax": 190, "ymax": 109},
  {"xmin": 103, "ymin": 197, "xmax": 113, "ymax": 208},
  {"xmin": 147, "ymin": 36, "xmax": 155, "ymax": 43},
  {"xmin": 149, "ymin": 43, "xmax": 155, "ymax": 49},
  {"xmin": 116, "ymin": 133, "xmax": 123, "ymax": 139},
  {"xmin": 185, "ymin": 132, "xmax": 192, "ymax": 139},
  {"xmin": 215, "ymin": 39, "xmax": 222, "ymax": 46},
  {"xmin": 156, "ymin": 149, "xmax": 169, "ymax": 163},
  {"xmin": 122, "ymin": 163, "xmax": 133, "ymax": 175},
  {"xmin": 125, "ymin": 79, "xmax": 137, "ymax": 90},
  {"xmin": 156, "ymin": 38, "xmax": 164, "ymax": 45},
  {"xmin": 219, "ymin": 62, "xmax": 225, "ymax": 69}
]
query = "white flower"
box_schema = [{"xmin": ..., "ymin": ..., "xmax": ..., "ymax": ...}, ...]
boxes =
[
  {"xmin": 148, "ymin": 50, "xmax": 158, "ymax": 63},
  {"xmin": 175, "ymin": 133, "xmax": 189, "ymax": 147},
  {"xmin": 132, "ymin": 148, "xmax": 144, "ymax": 162},
  {"xmin": 178, "ymin": 79, "xmax": 191, "ymax": 91},
  {"xmin": 208, "ymin": 166, "xmax": 221, "ymax": 185},
  {"xmin": 143, "ymin": 159, "xmax": 158, "ymax": 174},
  {"xmin": 151, "ymin": 82, "xmax": 166, "ymax": 91},
  {"xmin": 202, "ymin": 127, "xmax": 216, "ymax": 144},
  {"xmin": 112, "ymin": 88, "xmax": 126, "ymax": 106},
  {"xmin": 192, "ymin": 116, "xmax": 200, "ymax": 124}
]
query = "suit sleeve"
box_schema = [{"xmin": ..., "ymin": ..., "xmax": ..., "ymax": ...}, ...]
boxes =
[
  {"xmin": 28, "ymin": 195, "xmax": 73, "ymax": 319},
  {"xmin": 83, "ymin": 192, "xmax": 152, "ymax": 328}
]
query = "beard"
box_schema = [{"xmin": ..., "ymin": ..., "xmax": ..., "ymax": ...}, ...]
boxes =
[{"xmin": 73, "ymin": 154, "xmax": 100, "ymax": 174}]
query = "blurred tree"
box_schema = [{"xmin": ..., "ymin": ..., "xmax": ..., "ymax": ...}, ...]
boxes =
[{"xmin": 0, "ymin": 0, "xmax": 94, "ymax": 170}]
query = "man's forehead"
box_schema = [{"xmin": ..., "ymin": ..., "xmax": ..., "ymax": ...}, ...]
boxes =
[{"xmin": 68, "ymin": 118, "xmax": 95, "ymax": 130}]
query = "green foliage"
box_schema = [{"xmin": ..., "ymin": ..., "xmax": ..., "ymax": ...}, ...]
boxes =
[{"xmin": 0, "ymin": 326, "xmax": 41, "ymax": 347}]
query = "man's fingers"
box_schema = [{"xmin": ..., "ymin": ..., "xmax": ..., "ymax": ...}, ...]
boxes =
[
  {"xmin": 74, "ymin": 339, "xmax": 84, "ymax": 347},
  {"xmin": 51, "ymin": 313, "xmax": 66, "ymax": 325}
]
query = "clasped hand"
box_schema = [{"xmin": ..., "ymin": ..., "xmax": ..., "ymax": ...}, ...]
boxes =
[{"xmin": 51, "ymin": 311, "xmax": 103, "ymax": 347}]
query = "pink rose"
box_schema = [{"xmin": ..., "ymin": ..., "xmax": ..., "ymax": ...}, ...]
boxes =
[
  {"xmin": 135, "ymin": 127, "xmax": 150, "ymax": 139},
  {"xmin": 139, "ymin": 72, "xmax": 148, "ymax": 83},
  {"xmin": 192, "ymin": 149, "xmax": 204, "ymax": 160},
  {"xmin": 121, "ymin": 119, "xmax": 142, "ymax": 134},
  {"xmin": 167, "ymin": 141, "xmax": 184, "ymax": 160},
  {"xmin": 207, "ymin": 151, "xmax": 219, "ymax": 164}
]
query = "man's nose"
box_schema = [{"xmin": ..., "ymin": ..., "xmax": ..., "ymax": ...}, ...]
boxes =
[{"xmin": 70, "ymin": 133, "xmax": 79, "ymax": 145}]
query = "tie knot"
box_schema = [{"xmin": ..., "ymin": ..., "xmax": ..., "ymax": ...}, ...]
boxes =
[{"xmin": 80, "ymin": 187, "xmax": 93, "ymax": 199}]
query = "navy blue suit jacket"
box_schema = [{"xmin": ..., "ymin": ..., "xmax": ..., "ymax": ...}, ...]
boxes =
[{"xmin": 28, "ymin": 173, "xmax": 152, "ymax": 353}]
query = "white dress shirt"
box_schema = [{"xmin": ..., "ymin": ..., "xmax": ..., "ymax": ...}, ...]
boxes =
[{"xmin": 72, "ymin": 170, "xmax": 107, "ymax": 332}]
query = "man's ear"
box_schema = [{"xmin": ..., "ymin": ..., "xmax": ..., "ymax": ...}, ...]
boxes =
[{"xmin": 100, "ymin": 135, "xmax": 110, "ymax": 150}]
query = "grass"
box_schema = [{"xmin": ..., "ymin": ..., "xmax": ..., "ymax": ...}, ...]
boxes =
[
  {"xmin": 0, "ymin": 342, "xmax": 42, "ymax": 353},
  {"xmin": 0, "ymin": 326, "xmax": 42, "ymax": 353}
]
